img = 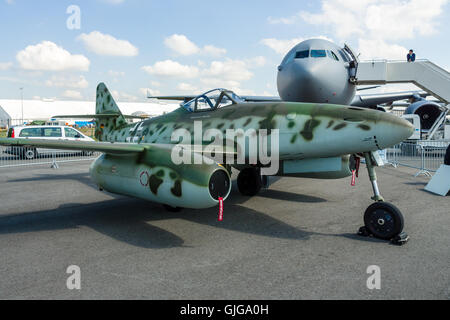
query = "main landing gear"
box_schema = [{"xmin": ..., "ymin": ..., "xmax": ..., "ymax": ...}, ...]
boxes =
[
  {"xmin": 237, "ymin": 167, "xmax": 263, "ymax": 196},
  {"xmin": 358, "ymin": 152, "xmax": 409, "ymax": 245}
]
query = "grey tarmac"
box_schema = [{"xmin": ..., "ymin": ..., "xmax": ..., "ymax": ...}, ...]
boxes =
[{"xmin": 0, "ymin": 161, "xmax": 448, "ymax": 299}]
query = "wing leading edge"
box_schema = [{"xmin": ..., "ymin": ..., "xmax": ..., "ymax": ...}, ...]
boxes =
[{"xmin": 0, "ymin": 138, "xmax": 237, "ymax": 158}]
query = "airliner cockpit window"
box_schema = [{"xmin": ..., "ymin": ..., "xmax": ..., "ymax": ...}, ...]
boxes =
[
  {"xmin": 327, "ymin": 50, "xmax": 340, "ymax": 61},
  {"xmin": 295, "ymin": 50, "xmax": 309, "ymax": 59},
  {"xmin": 311, "ymin": 50, "xmax": 327, "ymax": 58},
  {"xmin": 281, "ymin": 49, "xmax": 296, "ymax": 66}
]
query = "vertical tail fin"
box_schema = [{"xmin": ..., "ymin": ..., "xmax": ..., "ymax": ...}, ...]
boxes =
[{"xmin": 95, "ymin": 83, "xmax": 128, "ymax": 141}]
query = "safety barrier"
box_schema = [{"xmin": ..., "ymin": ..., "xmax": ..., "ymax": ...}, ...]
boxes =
[
  {"xmin": 0, "ymin": 145, "xmax": 99, "ymax": 169},
  {"xmin": 386, "ymin": 140, "xmax": 449, "ymax": 176}
]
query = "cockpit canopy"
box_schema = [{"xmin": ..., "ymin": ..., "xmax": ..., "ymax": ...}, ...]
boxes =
[{"xmin": 181, "ymin": 89, "xmax": 244, "ymax": 112}]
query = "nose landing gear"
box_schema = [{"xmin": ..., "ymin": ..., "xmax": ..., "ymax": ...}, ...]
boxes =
[{"xmin": 357, "ymin": 152, "xmax": 410, "ymax": 245}]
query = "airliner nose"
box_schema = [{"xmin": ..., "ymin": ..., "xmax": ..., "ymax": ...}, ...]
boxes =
[
  {"xmin": 376, "ymin": 113, "xmax": 414, "ymax": 148},
  {"xmin": 290, "ymin": 61, "xmax": 319, "ymax": 100}
]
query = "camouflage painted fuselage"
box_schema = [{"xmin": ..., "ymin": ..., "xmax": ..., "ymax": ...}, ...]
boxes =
[{"xmin": 90, "ymin": 83, "xmax": 413, "ymax": 209}]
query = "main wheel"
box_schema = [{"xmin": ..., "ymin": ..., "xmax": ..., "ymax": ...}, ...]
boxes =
[
  {"xmin": 163, "ymin": 204, "xmax": 182, "ymax": 212},
  {"xmin": 364, "ymin": 202, "xmax": 404, "ymax": 240},
  {"xmin": 237, "ymin": 168, "xmax": 262, "ymax": 196}
]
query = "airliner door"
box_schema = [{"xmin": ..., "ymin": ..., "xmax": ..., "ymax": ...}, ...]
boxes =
[{"xmin": 344, "ymin": 44, "xmax": 359, "ymax": 83}]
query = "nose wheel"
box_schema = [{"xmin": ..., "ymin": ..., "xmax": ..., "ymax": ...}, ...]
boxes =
[
  {"xmin": 363, "ymin": 202, "xmax": 404, "ymax": 240},
  {"xmin": 357, "ymin": 152, "xmax": 409, "ymax": 245}
]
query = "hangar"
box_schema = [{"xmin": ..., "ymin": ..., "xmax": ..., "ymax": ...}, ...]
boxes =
[
  {"xmin": 0, "ymin": 98, "xmax": 178, "ymax": 124},
  {"xmin": 0, "ymin": 105, "xmax": 11, "ymax": 129}
]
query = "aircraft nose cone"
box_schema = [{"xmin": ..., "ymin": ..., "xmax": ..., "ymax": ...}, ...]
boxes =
[{"xmin": 376, "ymin": 113, "xmax": 414, "ymax": 148}]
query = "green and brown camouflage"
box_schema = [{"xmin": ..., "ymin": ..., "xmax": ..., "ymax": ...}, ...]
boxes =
[{"xmin": 0, "ymin": 83, "xmax": 414, "ymax": 209}]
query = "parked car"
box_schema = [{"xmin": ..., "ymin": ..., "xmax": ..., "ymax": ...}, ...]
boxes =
[{"xmin": 5, "ymin": 125, "xmax": 95, "ymax": 160}]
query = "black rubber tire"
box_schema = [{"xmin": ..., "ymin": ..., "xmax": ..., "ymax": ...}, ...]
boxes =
[
  {"xmin": 364, "ymin": 202, "xmax": 404, "ymax": 240},
  {"xmin": 237, "ymin": 168, "xmax": 262, "ymax": 196},
  {"xmin": 23, "ymin": 148, "xmax": 37, "ymax": 160},
  {"xmin": 163, "ymin": 204, "xmax": 182, "ymax": 212},
  {"xmin": 445, "ymin": 145, "xmax": 450, "ymax": 166}
]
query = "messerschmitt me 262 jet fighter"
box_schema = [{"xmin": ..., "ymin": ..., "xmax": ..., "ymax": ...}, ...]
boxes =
[{"xmin": 0, "ymin": 82, "xmax": 414, "ymax": 243}]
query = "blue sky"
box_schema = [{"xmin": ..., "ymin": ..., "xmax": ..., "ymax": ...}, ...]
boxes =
[{"xmin": 1, "ymin": 0, "xmax": 449, "ymax": 102}]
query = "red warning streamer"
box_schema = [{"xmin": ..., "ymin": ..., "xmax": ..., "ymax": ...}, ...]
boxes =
[
  {"xmin": 218, "ymin": 197, "xmax": 224, "ymax": 222},
  {"xmin": 351, "ymin": 157, "xmax": 361, "ymax": 186}
]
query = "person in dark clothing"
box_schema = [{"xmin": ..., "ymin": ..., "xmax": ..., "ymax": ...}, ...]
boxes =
[
  {"xmin": 407, "ymin": 49, "xmax": 416, "ymax": 62},
  {"xmin": 445, "ymin": 144, "xmax": 450, "ymax": 166}
]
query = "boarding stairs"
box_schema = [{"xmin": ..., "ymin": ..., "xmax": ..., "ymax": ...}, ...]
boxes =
[
  {"xmin": 356, "ymin": 59, "xmax": 450, "ymax": 140},
  {"xmin": 356, "ymin": 60, "xmax": 450, "ymax": 104}
]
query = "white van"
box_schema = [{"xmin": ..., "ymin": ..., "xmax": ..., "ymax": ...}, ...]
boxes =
[{"xmin": 5, "ymin": 125, "xmax": 95, "ymax": 159}]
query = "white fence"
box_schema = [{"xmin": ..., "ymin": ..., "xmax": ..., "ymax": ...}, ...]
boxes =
[
  {"xmin": 0, "ymin": 145, "xmax": 100, "ymax": 169},
  {"xmin": 386, "ymin": 140, "xmax": 449, "ymax": 176}
]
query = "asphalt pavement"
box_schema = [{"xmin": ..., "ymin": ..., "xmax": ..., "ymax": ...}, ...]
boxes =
[{"xmin": 0, "ymin": 161, "xmax": 448, "ymax": 299}]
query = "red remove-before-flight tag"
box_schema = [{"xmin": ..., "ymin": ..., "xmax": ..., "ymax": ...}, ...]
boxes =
[
  {"xmin": 218, "ymin": 197, "xmax": 224, "ymax": 221},
  {"xmin": 351, "ymin": 170, "xmax": 356, "ymax": 186}
]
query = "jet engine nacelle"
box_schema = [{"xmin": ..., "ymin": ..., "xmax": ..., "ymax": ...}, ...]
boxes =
[
  {"xmin": 404, "ymin": 100, "xmax": 444, "ymax": 130},
  {"xmin": 276, "ymin": 155, "xmax": 354, "ymax": 179},
  {"xmin": 90, "ymin": 151, "xmax": 231, "ymax": 209}
]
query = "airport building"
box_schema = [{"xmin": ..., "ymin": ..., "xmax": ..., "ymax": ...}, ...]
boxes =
[{"xmin": 0, "ymin": 98, "xmax": 179, "ymax": 127}]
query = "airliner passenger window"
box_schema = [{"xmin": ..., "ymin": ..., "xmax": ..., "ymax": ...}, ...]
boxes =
[
  {"xmin": 295, "ymin": 50, "xmax": 309, "ymax": 59},
  {"xmin": 311, "ymin": 50, "xmax": 327, "ymax": 58}
]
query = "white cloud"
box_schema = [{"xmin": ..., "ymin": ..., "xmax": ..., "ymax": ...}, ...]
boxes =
[
  {"xmin": 142, "ymin": 60, "xmax": 199, "ymax": 78},
  {"xmin": 203, "ymin": 59, "xmax": 253, "ymax": 82},
  {"xmin": 45, "ymin": 75, "xmax": 89, "ymax": 89},
  {"xmin": 177, "ymin": 83, "xmax": 198, "ymax": 92},
  {"xmin": 202, "ymin": 45, "xmax": 227, "ymax": 57},
  {"xmin": 0, "ymin": 62, "xmax": 12, "ymax": 70},
  {"xmin": 164, "ymin": 34, "xmax": 227, "ymax": 57},
  {"xmin": 260, "ymin": 38, "xmax": 304, "ymax": 55},
  {"xmin": 164, "ymin": 34, "xmax": 199, "ymax": 56},
  {"xmin": 62, "ymin": 90, "xmax": 83, "ymax": 100},
  {"xmin": 78, "ymin": 31, "xmax": 139, "ymax": 56},
  {"xmin": 298, "ymin": 0, "xmax": 449, "ymax": 61},
  {"xmin": 357, "ymin": 38, "xmax": 408, "ymax": 60},
  {"xmin": 110, "ymin": 90, "xmax": 139, "ymax": 101},
  {"xmin": 16, "ymin": 41, "xmax": 90, "ymax": 71},
  {"xmin": 140, "ymin": 88, "xmax": 161, "ymax": 96},
  {"xmin": 246, "ymin": 56, "xmax": 267, "ymax": 68},
  {"xmin": 300, "ymin": 0, "xmax": 448, "ymax": 40}
]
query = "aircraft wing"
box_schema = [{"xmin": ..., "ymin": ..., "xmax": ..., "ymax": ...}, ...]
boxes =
[
  {"xmin": 0, "ymin": 138, "xmax": 146, "ymax": 155},
  {"xmin": 51, "ymin": 114, "xmax": 148, "ymax": 120},
  {"xmin": 352, "ymin": 91, "xmax": 430, "ymax": 108},
  {"xmin": 0, "ymin": 138, "xmax": 237, "ymax": 157}
]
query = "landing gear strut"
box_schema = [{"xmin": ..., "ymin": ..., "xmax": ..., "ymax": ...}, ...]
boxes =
[
  {"xmin": 358, "ymin": 152, "xmax": 409, "ymax": 245},
  {"xmin": 237, "ymin": 167, "xmax": 262, "ymax": 196}
]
